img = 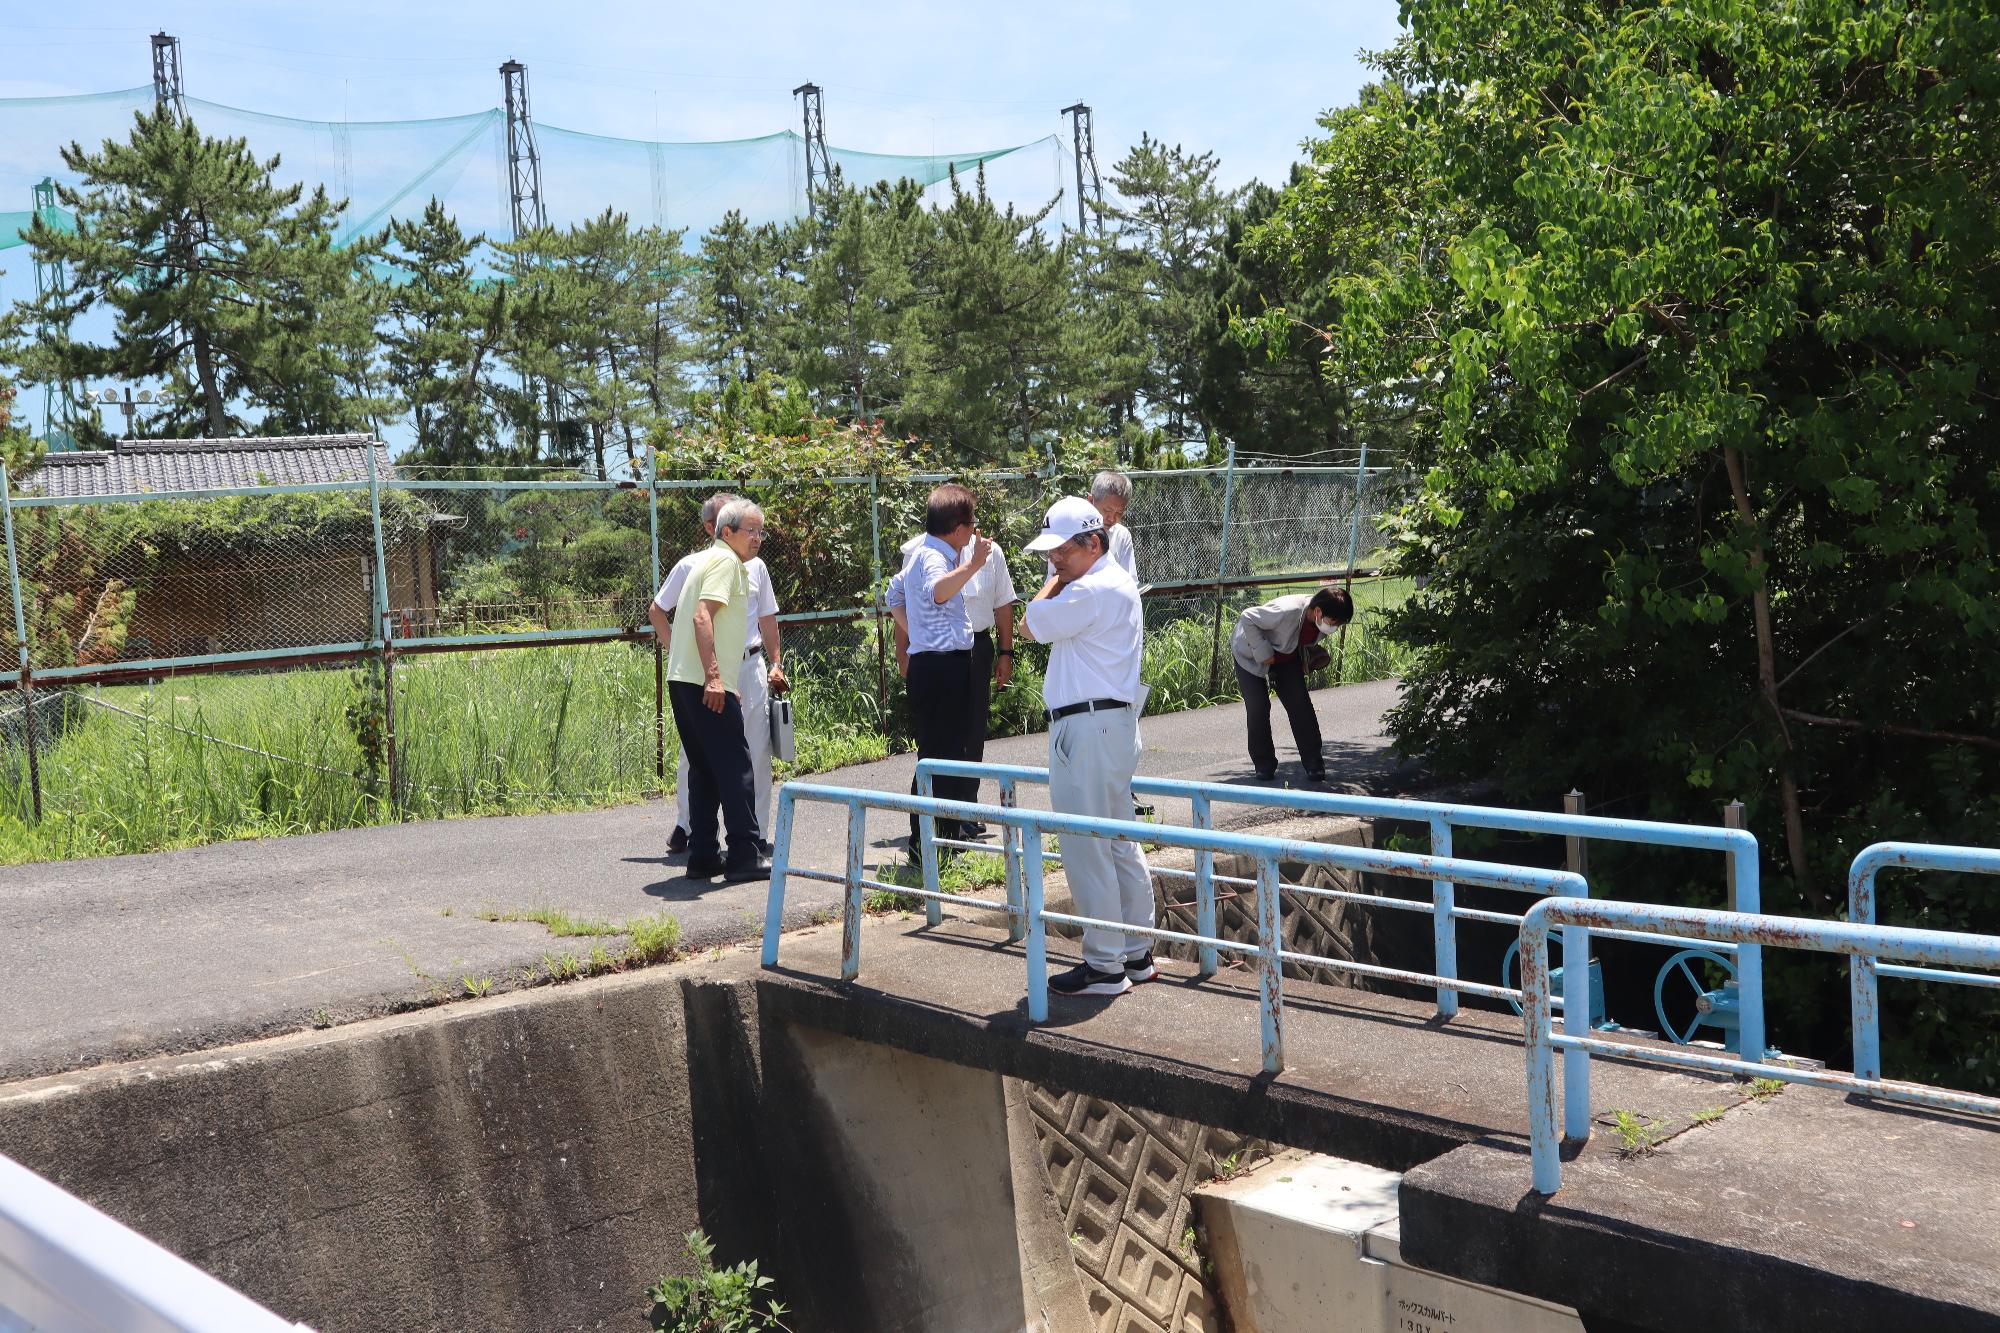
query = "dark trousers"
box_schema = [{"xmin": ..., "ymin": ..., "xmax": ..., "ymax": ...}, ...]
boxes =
[
  {"xmin": 1237, "ymin": 660, "xmax": 1324, "ymax": 778},
  {"xmin": 968, "ymin": 629, "xmax": 996, "ymax": 780},
  {"xmin": 907, "ymin": 648, "xmax": 976, "ymax": 843},
  {"xmin": 669, "ymin": 679, "xmax": 760, "ymax": 869}
]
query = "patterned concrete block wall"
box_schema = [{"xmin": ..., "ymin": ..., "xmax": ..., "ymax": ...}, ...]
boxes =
[{"xmin": 1020, "ymin": 1081, "xmax": 1266, "ymax": 1333}]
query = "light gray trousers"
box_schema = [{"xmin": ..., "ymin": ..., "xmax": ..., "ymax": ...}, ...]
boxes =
[
  {"xmin": 677, "ymin": 648, "xmax": 773, "ymax": 839},
  {"xmin": 1049, "ymin": 708, "xmax": 1153, "ymax": 971}
]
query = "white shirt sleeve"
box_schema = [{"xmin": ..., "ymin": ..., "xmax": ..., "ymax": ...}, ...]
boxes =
[
  {"xmin": 885, "ymin": 567, "xmax": 906, "ymax": 610},
  {"xmin": 750, "ymin": 559, "xmax": 780, "ymax": 618},
  {"xmin": 989, "ymin": 549, "xmax": 1018, "ymax": 609},
  {"xmin": 1024, "ymin": 582, "xmax": 1097, "ymax": 643},
  {"xmin": 654, "ymin": 555, "xmax": 694, "ymax": 615},
  {"xmin": 1111, "ymin": 525, "xmax": 1137, "ymax": 580}
]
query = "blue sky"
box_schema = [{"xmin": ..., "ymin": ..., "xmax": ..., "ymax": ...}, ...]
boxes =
[{"xmin": 1, "ymin": 2, "xmax": 1404, "ymax": 196}]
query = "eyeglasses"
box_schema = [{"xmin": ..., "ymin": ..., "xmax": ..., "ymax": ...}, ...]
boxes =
[{"xmin": 734, "ymin": 526, "xmax": 769, "ymax": 539}]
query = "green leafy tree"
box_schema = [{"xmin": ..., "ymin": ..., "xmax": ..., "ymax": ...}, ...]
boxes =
[
  {"xmin": 1197, "ymin": 179, "xmax": 1350, "ymax": 461},
  {"xmin": 1236, "ymin": 78, "xmax": 1456, "ymax": 464},
  {"xmin": 1265, "ymin": 2, "xmax": 2000, "ymax": 1075},
  {"xmin": 12, "ymin": 108, "xmax": 382, "ymax": 438}
]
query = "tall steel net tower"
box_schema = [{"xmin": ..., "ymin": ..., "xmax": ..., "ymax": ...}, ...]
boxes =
[
  {"xmin": 151, "ymin": 32, "xmax": 186, "ymax": 119},
  {"xmin": 501, "ymin": 60, "xmax": 548, "ymax": 237},
  {"xmin": 793, "ymin": 83, "xmax": 831, "ymax": 220},
  {"xmin": 1060, "ymin": 103, "xmax": 1103, "ymax": 234}
]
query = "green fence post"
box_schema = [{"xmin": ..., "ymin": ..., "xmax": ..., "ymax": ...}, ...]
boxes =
[
  {"xmin": 647, "ymin": 445, "xmax": 665, "ymax": 785},
  {"xmin": 1, "ymin": 462, "xmax": 40, "ymax": 822},
  {"xmin": 366, "ymin": 445, "xmax": 398, "ymax": 814},
  {"xmin": 1334, "ymin": 438, "xmax": 1369, "ymax": 685},
  {"xmin": 1206, "ymin": 441, "xmax": 1237, "ymax": 698},
  {"xmin": 868, "ymin": 471, "xmax": 887, "ymax": 735}
]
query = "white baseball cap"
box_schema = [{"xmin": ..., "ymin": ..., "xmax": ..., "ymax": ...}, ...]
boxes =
[{"xmin": 1023, "ymin": 496, "xmax": 1105, "ymax": 553}]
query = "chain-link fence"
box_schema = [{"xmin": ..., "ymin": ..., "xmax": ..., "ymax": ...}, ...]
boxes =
[{"xmin": 0, "ymin": 454, "xmax": 1407, "ymax": 848}]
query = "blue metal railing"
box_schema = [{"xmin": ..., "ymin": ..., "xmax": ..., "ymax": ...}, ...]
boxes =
[
  {"xmin": 0, "ymin": 1151, "xmax": 311, "ymax": 1331},
  {"xmin": 1519, "ymin": 897, "xmax": 2000, "ymax": 1194},
  {"xmin": 1849, "ymin": 842, "xmax": 2000, "ymax": 1081},
  {"xmin": 761, "ymin": 781, "xmax": 1595, "ymax": 1093},
  {"xmin": 913, "ymin": 759, "xmax": 1767, "ymax": 1056}
]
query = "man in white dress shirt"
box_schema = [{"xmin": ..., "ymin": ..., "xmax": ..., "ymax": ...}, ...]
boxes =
[
  {"xmin": 887, "ymin": 527, "xmax": 1018, "ymax": 836},
  {"xmin": 1090, "ymin": 471, "xmax": 1139, "ymax": 582},
  {"xmin": 1022, "ymin": 496, "xmax": 1153, "ymax": 997},
  {"xmin": 650, "ymin": 493, "xmax": 787, "ymax": 856},
  {"xmin": 896, "ymin": 484, "xmax": 992, "ymax": 845}
]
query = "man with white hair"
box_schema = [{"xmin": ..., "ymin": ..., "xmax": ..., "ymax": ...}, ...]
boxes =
[
  {"xmin": 1089, "ymin": 471, "xmax": 1138, "ymax": 582},
  {"xmin": 650, "ymin": 493, "xmax": 786, "ymax": 855},
  {"xmin": 1022, "ymin": 495, "xmax": 1152, "ymax": 997},
  {"xmin": 660, "ymin": 498, "xmax": 770, "ymax": 881}
]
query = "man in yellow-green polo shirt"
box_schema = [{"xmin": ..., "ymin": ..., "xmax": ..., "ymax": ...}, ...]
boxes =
[{"xmin": 666, "ymin": 498, "xmax": 769, "ymax": 881}]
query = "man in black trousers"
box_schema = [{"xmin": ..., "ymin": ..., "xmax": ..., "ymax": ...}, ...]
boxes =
[
  {"xmin": 895, "ymin": 483, "xmax": 992, "ymax": 844},
  {"xmin": 1229, "ymin": 584, "xmax": 1354, "ymax": 785},
  {"xmin": 664, "ymin": 498, "xmax": 771, "ymax": 881}
]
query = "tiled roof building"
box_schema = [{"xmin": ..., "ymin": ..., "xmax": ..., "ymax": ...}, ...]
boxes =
[{"xmin": 22, "ymin": 435, "xmax": 394, "ymax": 497}]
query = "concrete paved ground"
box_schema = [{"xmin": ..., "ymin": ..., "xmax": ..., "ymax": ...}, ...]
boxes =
[
  {"xmin": 0, "ymin": 680, "xmax": 1419, "ymax": 1082},
  {"xmin": 759, "ymin": 913, "xmax": 2000, "ymax": 1333}
]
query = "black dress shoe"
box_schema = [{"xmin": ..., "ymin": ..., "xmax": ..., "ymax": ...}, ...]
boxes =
[
  {"xmin": 721, "ymin": 857, "xmax": 773, "ymax": 884},
  {"xmin": 684, "ymin": 856, "xmax": 724, "ymax": 879},
  {"xmin": 668, "ymin": 825, "xmax": 689, "ymax": 854},
  {"xmin": 756, "ymin": 838, "xmax": 776, "ymax": 858}
]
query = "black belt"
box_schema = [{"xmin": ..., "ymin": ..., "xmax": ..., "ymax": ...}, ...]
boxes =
[
  {"xmin": 743, "ymin": 643, "xmax": 764, "ymax": 661},
  {"xmin": 912, "ymin": 648, "xmax": 972, "ymax": 659},
  {"xmin": 1049, "ymin": 698, "xmax": 1129, "ymax": 721}
]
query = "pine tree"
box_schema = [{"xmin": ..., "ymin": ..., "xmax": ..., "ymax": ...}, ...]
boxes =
[
  {"xmin": 1102, "ymin": 135, "xmax": 1241, "ymax": 449},
  {"xmin": 12, "ymin": 107, "xmax": 380, "ymax": 438},
  {"xmin": 381, "ymin": 198, "xmax": 505, "ymax": 466},
  {"xmin": 902, "ymin": 167, "xmax": 1070, "ymax": 461}
]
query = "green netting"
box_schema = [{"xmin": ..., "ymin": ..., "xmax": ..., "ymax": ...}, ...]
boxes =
[{"xmin": 0, "ymin": 86, "xmax": 1060, "ymax": 257}]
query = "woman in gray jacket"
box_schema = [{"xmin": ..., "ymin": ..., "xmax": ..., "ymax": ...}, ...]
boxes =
[{"xmin": 1230, "ymin": 585, "xmax": 1354, "ymax": 783}]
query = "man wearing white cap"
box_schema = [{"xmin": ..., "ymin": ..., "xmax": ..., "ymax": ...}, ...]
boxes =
[{"xmin": 1022, "ymin": 495, "xmax": 1154, "ymax": 997}]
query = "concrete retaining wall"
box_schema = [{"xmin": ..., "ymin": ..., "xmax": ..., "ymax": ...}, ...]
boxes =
[
  {"xmin": 0, "ymin": 964, "xmax": 708, "ymax": 1331},
  {"xmin": 0, "ymin": 949, "xmax": 1133, "ymax": 1333}
]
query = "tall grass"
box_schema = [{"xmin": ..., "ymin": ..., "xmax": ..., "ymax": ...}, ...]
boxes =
[{"xmin": 0, "ymin": 577, "xmax": 1413, "ymax": 864}]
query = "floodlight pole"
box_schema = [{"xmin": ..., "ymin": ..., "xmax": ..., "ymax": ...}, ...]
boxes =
[
  {"xmin": 151, "ymin": 32, "xmax": 186, "ymax": 119},
  {"xmin": 501, "ymin": 60, "xmax": 548, "ymax": 237},
  {"xmin": 793, "ymin": 83, "xmax": 831, "ymax": 220},
  {"xmin": 1060, "ymin": 102, "xmax": 1103, "ymax": 234}
]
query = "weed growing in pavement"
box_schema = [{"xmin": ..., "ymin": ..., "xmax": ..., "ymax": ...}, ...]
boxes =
[
  {"xmin": 476, "ymin": 905, "xmax": 621, "ymax": 937},
  {"xmin": 1610, "ymin": 1109, "xmax": 1665, "ymax": 1157},
  {"xmin": 626, "ymin": 913, "xmax": 683, "ymax": 963}
]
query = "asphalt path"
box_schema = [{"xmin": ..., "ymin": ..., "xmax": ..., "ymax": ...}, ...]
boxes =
[{"xmin": 0, "ymin": 680, "xmax": 1419, "ymax": 1082}]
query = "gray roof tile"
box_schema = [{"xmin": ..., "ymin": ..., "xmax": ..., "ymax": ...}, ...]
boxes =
[{"xmin": 22, "ymin": 435, "xmax": 395, "ymax": 497}]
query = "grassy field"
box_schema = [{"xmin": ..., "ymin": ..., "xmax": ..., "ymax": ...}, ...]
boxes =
[{"xmin": 0, "ymin": 576, "xmax": 1413, "ymax": 864}]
